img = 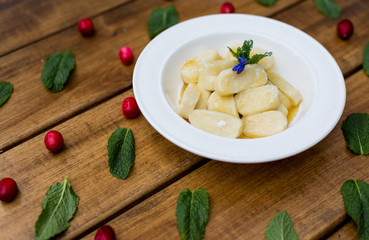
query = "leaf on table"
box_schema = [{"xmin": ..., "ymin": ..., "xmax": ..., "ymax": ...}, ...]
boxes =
[
  {"xmin": 107, "ymin": 128, "xmax": 135, "ymax": 179},
  {"xmin": 0, "ymin": 82, "xmax": 13, "ymax": 107},
  {"xmin": 35, "ymin": 177, "xmax": 79, "ymax": 240},
  {"xmin": 363, "ymin": 41, "xmax": 369, "ymax": 76},
  {"xmin": 41, "ymin": 49, "xmax": 76, "ymax": 92},
  {"xmin": 176, "ymin": 188, "xmax": 209, "ymax": 240},
  {"xmin": 265, "ymin": 211, "xmax": 298, "ymax": 240},
  {"xmin": 342, "ymin": 113, "xmax": 369, "ymax": 155},
  {"xmin": 341, "ymin": 180, "xmax": 369, "ymax": 240},
  {"xmin": 256, "ymin": 0, "xmax": 277, "ymax": 7},
  {"xmin": 314, "ymin": 0, "xmax": 341, "ymax": 19},
  {"xmin": 147, "ymin": 4, "xmax": 179, "ymax": 39}
]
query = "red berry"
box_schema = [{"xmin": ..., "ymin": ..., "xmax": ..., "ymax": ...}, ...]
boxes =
[
  {"xmin": 122, "ymin": 97, "xmax": 139, "ymax": 119},
  {"xmin": 0, "ymin": 178, "xmax": 18, "ymax": 202},
  {"xmin": 119, "ymin": 46, "xmax": 134, "ymax": 65},
  {"xmin": 95, "ymin": 225, "xmax": 116, "ymax": 240},
  {"xmin": 220, "ymin": 2, "xmax": 235, "ymax": 13},
  {"xmin": 78, "ymin": 18, "xmax": 94, "ymax": 36},
  {"xmin": 44, "ymin": 130, "xmax": 64, "ymax": 153},
  {"xmin": 337, "ymin": 19, "xmax": 353, "ymax": 40}
]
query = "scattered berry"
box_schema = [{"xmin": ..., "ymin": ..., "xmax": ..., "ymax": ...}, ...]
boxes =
[
  {"xmin": 337, "ymin": 19, "xmax": 353, "ymax": 40},
  {"xmin": 95, "ymin": 225, "xmax": 116, "ymax": 240},
  {"xmin": 220, "ymin": 2, "xmax": 235, "ymax": 13},
  {"xmin": 78, "ymin": 18, "xmax": 94, "ymax": 36},
  {"xmin": 0, "ymin": 178, "xmax": 18, "ymax": 202},
  {"xmin": 119, "ymin": 46, "xmax": 134, "ymax": 65},
  {"xmin": 44, "ymin": 130, "xmax": 64, "ymax": 153},
  {"xmin": 122, "ymin": 97, "xmax": 139, "ymax": 119}
]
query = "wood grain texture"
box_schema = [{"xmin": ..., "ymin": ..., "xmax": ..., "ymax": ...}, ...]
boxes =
[
  {"xmin": 0, "ymin": 0, "xmax": 133, "ymax": 56},
  {"xmin": 0, "ymin": 89, "xmax": 203, "ymax": 240},
  {"xmin": 327, "ymin": 221, "xmax": 357, "ymax": 240},
  {"xmin": 273, "ymin": 0, "xmax": 369, "ymax": 76},
  {"xmin": 0, "ymin": 0, "xmax": 300, "ymax": 151},
  {"xmin": 82, "ymin": 70, "xmax": 369, "ymax": 239}
]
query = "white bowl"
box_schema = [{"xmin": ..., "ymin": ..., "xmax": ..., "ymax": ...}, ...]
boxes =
[{"xmin": 133, "ymin": 14, "xmax": 345, "ymax": 163}]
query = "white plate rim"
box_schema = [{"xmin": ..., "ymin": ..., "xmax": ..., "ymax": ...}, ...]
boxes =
[{"xmin": 133, "ymin": 14, "xmax": 346, "ymax": 163}]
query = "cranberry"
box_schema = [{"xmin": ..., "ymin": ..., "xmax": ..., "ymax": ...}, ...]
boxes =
[
  {"xmin": 44, "ymin": 130, "xmax": 64, "ymax": 153},
  {"xmin": 95, "ymin": 225, "xmax": 116, "ymax": 240},
  {"xmin": 78, "ymin": 18, "xmax": 94, "ymax": 36},
  {"xmin": 122, "ymin": 97, "xmax": 139, "ymax": 119},
  {"xmin": 337, "ymin": 19, "xmax": 353, "ymax": 40},
  {"xmin": 119, "ymin": 46, "xmax": 134, "ymax": 65},
  {"xmin": 220, "ymin": 2, "xmax": 235, "ymax": 13},
  {"xmin": 0, "ymin": 178, "xmax": 18, "ymax": 202}
]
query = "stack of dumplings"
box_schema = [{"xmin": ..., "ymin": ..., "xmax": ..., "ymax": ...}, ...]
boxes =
[{"xmin": 177, "ymin": 46, "xmax": 302, "ymax": 138}]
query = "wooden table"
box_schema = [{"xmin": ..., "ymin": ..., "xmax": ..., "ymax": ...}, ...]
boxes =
[{"xmin": 1, "ymin": 0, "xmax": 368, "ymax": 239}]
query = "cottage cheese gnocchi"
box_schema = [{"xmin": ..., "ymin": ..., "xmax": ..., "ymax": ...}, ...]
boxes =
[{"xmin": 177, "ymin": 46, "xmax": 302, "ymax": 138}]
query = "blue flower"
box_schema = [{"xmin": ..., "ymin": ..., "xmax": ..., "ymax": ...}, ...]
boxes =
[
  {"xmin": 232, "ymin": 57, "xmax": 247, "ymax": 74},
  {"xmin": 238, "ymin": 57, "xmax": 247, "ymax": 65}
]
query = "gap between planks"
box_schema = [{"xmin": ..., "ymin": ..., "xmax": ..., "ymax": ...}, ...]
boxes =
[
  {"xmin": 72, "ymin": 158, "xmax": 210, "ymax": 239},
  {"xmin": 0, "ymin": 0, "xmax": 310, "ymax": 154}
]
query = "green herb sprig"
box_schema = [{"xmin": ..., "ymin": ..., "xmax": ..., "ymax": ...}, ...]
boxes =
[
  {"xmin": 363, "ymin": 41, "xmax": 369, "ymax": 76},
  {"xmin": 176, "ymin": 188, "xmax": 209, "ymax": 240},
  {"xmin": 228, "ymin": 40, "xmax": 272, "ymax": 74},
  {"xmin": 341, "ymin": 180, "xmax": 369, "ymax": 240},
  {"xmin": 265, "ymin": 211, "xmax": 298, "ymax": 240},
  {"xmin": 0, "ymin": 82, "xmax": 13, "ymax": 107},
  {"xmin": 35, "ymin": 177, "xmax": 79, "ymax": 240},
  {"xmin": 314, "ymin": 0, "xmax": 341, "ymax": 19},
  {"xmin": 147, "ymin": 4, "xmax": 179, "ymax": 39},
  {"xmin": 107, "ymin": 128, "xmax": 135, "ymax": 179},
  {"xmin": 342, "ymin": 113, "xmax": 369, "ymax": 155},
  {"xmin": 41, "ymin": 50, "xmax": 75, "ymax": 93}
]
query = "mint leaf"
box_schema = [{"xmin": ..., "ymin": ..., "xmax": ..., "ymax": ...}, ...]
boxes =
[
  {"xmin": 41, "ymin": 50, "xmax": 75, "ymax": 92},
  {"xmin": 314, "ymin": 0, "xmax": 341, "ymax": 19},
  {"xmin": 147, "ymin": 4, "xmax": 179, "ymax": 39},
  {"xmin": 256, "ymin": 0, "xmax": 277, "ymax": 6},
  {"xmin": 0, "ymin": 82, "xmax": 13, "ymax": 107},
  {"xmin": 228, "ymin": 40, "xmax": 272, "ymax": 74},
  {"xmin": 107, "ymin": 128, "xmax": 135, "ymax": 179},
  {"xmin": 248, "ymin": 52, "xmax": 273, "ymax": 65},
  {"xmin": 363, "ymin": 41, "xmax": 369, "ymax": 76},
  {"xmin": 342, "ymin": 113, "xmax": 369, "ymax": 155},
  {"xmin": 265, "ymin": 211, "xmax": 298, "ymax": 240},
  {"xmin": 176, "ymin": 188, "xmax": 209, "ymax": 240},
  {"xmin": 35, "ymin": 177, "xmax": 79, "ymax": 240},
  {"xmin": 341, "ymin": 180, "xmax": 369, "ymax": 240},
  {"xmin": 228, "ymin": 39, "xmax": 253, "ymax": 60}
]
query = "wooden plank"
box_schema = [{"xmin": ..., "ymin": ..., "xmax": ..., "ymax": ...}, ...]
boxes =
[
  {"xmin": 0, "ymin": 89, "xmax": 204, "ymax": 240},
  {"xmin": 327, "ymin": 221, "xmax": 357, "ymax": 240},
  {"xmin": 82, "ymin": 70, "xmax": 369, "ymax": 239},
  {"xmin": 273, "ymin": 0, "xmax": 369, "ymax": 75},
  {"xmin": 0, "ymin": 0, "xmax": 133, "ymax": 56},
  {"xmin": 0, "ymin": 0, "xmax": 300, "ymax": 151}
]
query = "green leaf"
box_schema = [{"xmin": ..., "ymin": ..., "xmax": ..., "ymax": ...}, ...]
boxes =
[
  {"xmin": 363, "ymin": 41, "xmax": 369, "ymax": 76},
  {"xmin": 107, "ymin": 128, "xmax": 135, "ymax": 179},
  {"xmin": 265, "ymin": 211, "xmax": 298, "ymax": 240},
  {"xmin": 256, "ymin": 0, "xmax": 277, "ymax": 7},
  {"xmin": 41, "ymin": 49, "xmax": 75, "ymax": 92},
  {"xmin": 314, "ymin": 0, "xmax": 341, "ymax": 19},
  {"xmin": 341, "ymin": 180, "xmax": 369, "ymax": 240},
  {"xmin": 35, "ymin": 177, "xmax": 79, "ymax": 240},
  {"xmin": 147, "ymin": 4, "xmax": 179, "ymax": 39},
  {"xmin": 342, "ymin": 113, "xmax": 369, "ymax": 155},
  {"xmin": 248, "ymin": 52, "xmax": 273, "ymax": 65},
  {"xmin": 176, "ymin": 188, "xmax": 209, "ymax": 240},
  {"xmin": 231, "ymin": 39, "xmax": 254, "ymax": 60},
  {"xmin": 0, "ymin": 82, "xmax": 13, "ymax": 107}
]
